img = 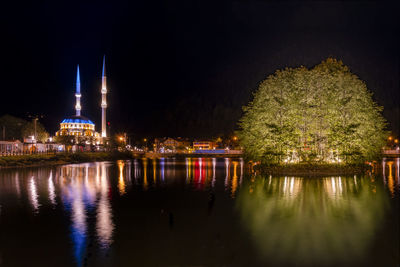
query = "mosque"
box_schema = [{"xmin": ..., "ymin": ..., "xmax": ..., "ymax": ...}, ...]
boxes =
[{"xmin": 55, "ymin": 56, "xmax": 108, "ymax": 144}]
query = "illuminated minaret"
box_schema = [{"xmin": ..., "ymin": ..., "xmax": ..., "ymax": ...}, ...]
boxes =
[
  {"xmin": 75, "ymin": 65, "xmax": 82, "ymax": 116},
  {"xmin": 101, "ymin": 56, "xmax": 107, "ymax": 138}
]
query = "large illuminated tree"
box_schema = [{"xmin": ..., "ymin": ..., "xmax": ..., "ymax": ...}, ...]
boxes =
[{"xmin": 238, "ymin": 58, "xmax": 387, "ymax": 164}]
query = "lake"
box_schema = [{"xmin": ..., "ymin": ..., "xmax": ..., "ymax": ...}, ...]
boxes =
[{"xmin": 0, "ymin": 158, "xmax": 398, "ymax": 266}]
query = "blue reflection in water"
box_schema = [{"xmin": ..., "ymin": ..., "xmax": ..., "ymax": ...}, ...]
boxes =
[
  {"xmin": 60, "ymin": 166, "xmax": 88, "ymax": 267},
  {"xmin": 160, "ymin": 158, "xmax": 165, "ymax": 182},
  {"xmin": 58, "ymin": 163, "xmax": 114, "ymax": 266},
  {"xmin": 70, "ymin": 189, "xmax": 87, "ymax": 267}
]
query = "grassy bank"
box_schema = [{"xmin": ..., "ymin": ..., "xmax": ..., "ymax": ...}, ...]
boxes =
[
  {"xmin": 256, "ymin": 163, "xmax": 371, "ymax": 176},
  {"xmin": 0, "ymin": 151, "xmax": 136, "ymax": 168}
]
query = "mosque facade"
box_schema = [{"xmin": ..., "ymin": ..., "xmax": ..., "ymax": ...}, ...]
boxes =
[{"xmin": 55, "ymin": 57, "xmax": 108, "ymax": 143}]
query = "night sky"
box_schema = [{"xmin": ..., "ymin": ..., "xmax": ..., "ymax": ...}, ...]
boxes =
[{"xmin": 1, "ymin": 1, "xmax": 399, "ymax": 139}]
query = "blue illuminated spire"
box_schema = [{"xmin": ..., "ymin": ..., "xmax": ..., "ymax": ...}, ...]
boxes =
[
  {"xmin": 75, "ymin": 65, "xmax": 82, "ymax": 116},
  {"xmin": 76, "ymin": 65, "xmax": 81, "ymax": 94},
  {"xmin": 102, "ymin": 55, "xmax": 106, "ymax": 77}
]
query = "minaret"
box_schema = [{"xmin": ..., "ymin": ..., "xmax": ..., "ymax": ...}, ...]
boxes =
[
  {"xmin": 75, "ymin": 65, "xmax": 82, "ymax": 116},
  {"xmin": 101, "ymin": 56, "xmax": 107, "ymax": 138}
]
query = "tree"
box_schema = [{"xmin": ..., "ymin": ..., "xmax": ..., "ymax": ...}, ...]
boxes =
[
  {"xmin": 21, "ymin": 120, "xmax": 49, "ymax": 143},
  {"xmin": 54, "ymin": 135, "xmax": 75, "ymax": 152},
  {"xmin": 238, "ymin": 58, "xmax": 388, "ymax": 164},
  {"xmin": 0, "ymin": 114, "xmax": 27, "ymax": 140}
]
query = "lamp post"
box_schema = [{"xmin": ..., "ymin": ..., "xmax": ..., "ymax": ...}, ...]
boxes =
[
  {"xmin": 28, "ymin": 114, "xmax": 42, "ymax": 142},
  {"xmin": 33, "ymin": 118, "xmax": 38, "ymax": 142},
  {"xmin": 232, "ymin": 136, "xmax": 238, "ymax": 149}
]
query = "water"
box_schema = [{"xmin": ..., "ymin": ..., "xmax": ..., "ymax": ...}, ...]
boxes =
[{"xmin": 0, "ymin": 158, "xmax": 398, "ymax": 267}]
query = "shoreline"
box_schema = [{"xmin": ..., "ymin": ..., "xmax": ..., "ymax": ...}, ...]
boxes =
[
  {"xmin": 0, "ymin": 152, "xmax": 139, "ymax": 169},
  {"xmin": 0, "ymin": 152, "xmax": 243, "ymax": 169},
  {"xmin": 0, "ymin": 153, "xmax": 379, "ymax": 177}
]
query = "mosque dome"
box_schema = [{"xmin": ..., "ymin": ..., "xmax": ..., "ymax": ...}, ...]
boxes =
[
  {"xmin": 57, "ymin": 115, "xmax": 98, "ymax": 137},
  {"xmin": 61, "ymin": 115, "xmax": 95, "ymax": 125}
]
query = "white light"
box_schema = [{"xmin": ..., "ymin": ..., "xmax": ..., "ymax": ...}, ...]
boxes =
[
  {"xmin": 97, "ymin": 164, "xmax": 114, "ymax": 248},
  {"xmin": 48, "ymin": 171, "xmax": 56, "ymax": 206},
  {"xmin": 29, "ymin": 176, "xmax": 39, "ymax": 212}
]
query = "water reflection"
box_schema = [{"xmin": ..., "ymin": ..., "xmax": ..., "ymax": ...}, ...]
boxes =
[
  {"xmin": 15, "ymin": 172, "xmax": 21, "ymax": 197},
  {"xmin": 180, "ymin": 158, "xmax": 243, "ymax": 195},
  {"xmin": 160, "ymin": 158, "xmax": 165, "ymax": 182},
  {"xmin": 212, "ymin": 158, "xmax": 216, "ymax": 187},
  {"xmin": 225, "ymin": 158, "xmax": 229, "ymax": 190},
  {"xmin": 69, "ymin": 182, "xmax": 87, "ymax": 266},
  {"xmin": 118, "ymin": 160, "xmax": 126, "ymax": 195},
  {"xmin": 382, "ymin": 158, "xmax": 400, "ymax": 197},
  {"xmin": 48, "ymin": 171, "xmax": 56, "ymax": 206},
  {"xmin": 57, "ymin": 163, "xmax": 115, "ymax": 266},
  {"xmin": 143, "ymin": 158, "xmax": 148, "ymax": 190},
  {"xmin": 236, "ymin": 175, "xmax": 389, "ymax": 266},
  {"xmin": 96, "ymin": 163, "xmax": 114, "ymax": 249},
  {"xmin": 29, "ymin": 176, "xmax": 40, "ymax": 212},
  {"xmin": 231, "ymin": 161, "xmax": 238, "ymax": 197},
  {"xmin": 0, "ymin": 158, "xmax": 397, "ymax": 267}
]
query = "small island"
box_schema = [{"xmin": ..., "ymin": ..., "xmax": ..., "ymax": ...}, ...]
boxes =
[{"xmin": 237, "ymin": 58, "xmax": 388, "ymax": 175}]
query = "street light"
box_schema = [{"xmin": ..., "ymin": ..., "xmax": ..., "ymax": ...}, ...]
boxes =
[{"xmin": 33, "ymin": 118, "xmax": 38, "ymax": 141}]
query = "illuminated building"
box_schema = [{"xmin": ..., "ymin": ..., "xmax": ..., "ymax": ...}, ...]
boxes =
[
  {"xmin": 193, "ymin": 141, "xmax": 215, "ymax": 150},
  {"xmin": 154, "ymin": 137, "xmax": 190, "ymax": 153},
  {"xmin": 55, "ymin": 58, "xmax": 109, "ymax": 143},
  {"xmin": 0, "ymin": 140, "xmax": 23, "ymax": 154}
]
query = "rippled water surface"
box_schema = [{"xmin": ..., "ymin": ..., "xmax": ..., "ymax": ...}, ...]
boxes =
[{"xmin": 0, "ymin": 158, "xmax": 398, "ymax": 267}]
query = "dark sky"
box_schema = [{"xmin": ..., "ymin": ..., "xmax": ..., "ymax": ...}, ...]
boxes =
[{"xmin": 1, "ymin": 1, "xmax": 399, "ymax": 138}]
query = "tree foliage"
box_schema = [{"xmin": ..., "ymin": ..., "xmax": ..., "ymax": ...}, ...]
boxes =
[
  {"xmin": 0, "ymin": 115, "xmax": 26, "ymax": 140},
  {"xmin": 0, "ymin": 114, "xmax": 49, "ymax": 142},
  {"xmin": 21, "ymin": 121, "xmax": 49, "ymax": 143},
  {"xmin": 238, "ymin": 58, "xmax": 387, "ymax": 164}
]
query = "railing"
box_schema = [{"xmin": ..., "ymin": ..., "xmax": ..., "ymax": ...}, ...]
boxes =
[
  {"xmin": 0, "ymin": 150, "xmax": 64, "ymax": 157},
  {"xmin": 193, "ymin": 149, "xmax": 243, "ymax": 154},
  {"xmin": 382, "ymin": 149, "xmax": 400, "ymax": 155}
]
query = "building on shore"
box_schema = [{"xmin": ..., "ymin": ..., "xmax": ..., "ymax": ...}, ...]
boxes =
[
  {"xmin": 0, "ymin": 139, "xmax": 64, "ymax": 155},
  {"xmin": 0, "ymin": 140, "xmax": 23, "ymax": 154},
  {"xmin": 193, "ymin": 141, "xmax": 216, "ymax": 150},
  {"xmin": 55, "ymin": 57, "xmax": 108, "ymax": 145},
  {"xmin": 154, "ymin": 137, "xmax": 191, "ymax": 153}
]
